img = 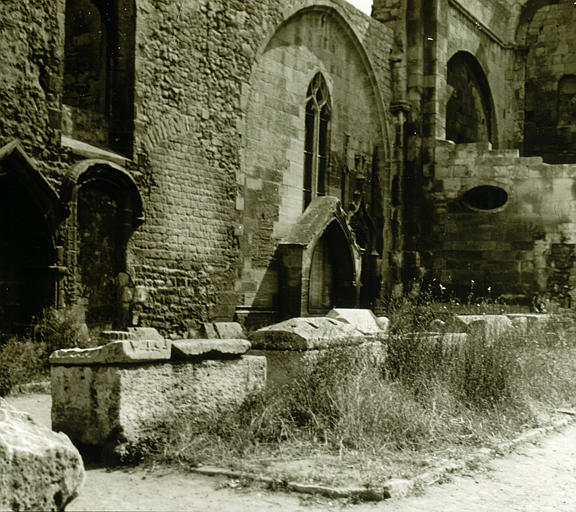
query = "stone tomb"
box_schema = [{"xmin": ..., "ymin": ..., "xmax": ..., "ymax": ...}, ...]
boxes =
[
  {"xmin": 249, "ymin": 315, "xmax": 386, "ymax": 388},
  {"xmin": 51, "ymin": 335, "xmax": 265, "ymax": 459}
]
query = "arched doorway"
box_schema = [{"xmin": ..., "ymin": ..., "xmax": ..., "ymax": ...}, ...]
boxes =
[
  {"xmin": 308, "ymin": 221, "xmax": 356, "ymax": 314},
  {"xmin": 446, "ymin": 52, "xmax": 494, "ymax": 144},
  {"xmin": 0, "ymin": 142, "xmax": 64, "ymax": 332}
]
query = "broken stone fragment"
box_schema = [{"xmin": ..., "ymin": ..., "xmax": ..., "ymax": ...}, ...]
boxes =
[
  {"xmin": 249, "ymin": 317, "xmax": 365, "ymax": 350},
  {"xmin": 49, "ymin": 338, "xmax": 171, "ymax": 365},
  {"xmin": 429, "ymin": 318, "xmax": 446, "ymax": 332},
  {"xmin": 0, "ymin": 398, "xmax": 85, "ymax": 511},
  {"xmin": 326, "ymin": 308, "xmax": 389, "ymax": 335},
  {"xmin": 171, "ymin": 338, "xmax": 251, "ymax": 359}
]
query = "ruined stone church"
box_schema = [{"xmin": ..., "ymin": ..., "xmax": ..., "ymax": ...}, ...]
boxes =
[{"xmin": 1, "ymin": 0, "xmax": 575, "ymax": 334}]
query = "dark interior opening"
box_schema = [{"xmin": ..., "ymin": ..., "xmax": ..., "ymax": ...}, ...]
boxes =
[
  {"xmin": 461, "ymin": 185, "xmax": 508, "ymax": 211},
  {"xmin": 308, "ymin": 221, "xmax": 355, "ymax": 314},
  {"xmin": 0, "ymin": 174, "xmax": 54, "ymax": 332},
  {"xmin": 446, "ymin": 52, "xmax": 494, "ymax": 144}
]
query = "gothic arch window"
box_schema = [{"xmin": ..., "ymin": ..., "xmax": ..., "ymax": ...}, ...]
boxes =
[
  {"xmin": 63, "ymin": 0, "xmax": 135, "ymax": 156},
  {"xmin": 304, "ymin": 73, "xmax": 331, "ymax": 209}
]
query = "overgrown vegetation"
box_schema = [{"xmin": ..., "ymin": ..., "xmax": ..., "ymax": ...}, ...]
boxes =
[
  {"xmin": 0, "ymin": 307, "xmax": 94, "ymax": 396},
  {"xmin": 139, "ymin": 297, "xmax": 576, "ymax": 487}
]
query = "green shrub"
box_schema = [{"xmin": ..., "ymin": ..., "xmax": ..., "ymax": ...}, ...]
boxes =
[
  {"xmin": 0, "ymin": 306, "xmax": 94, "ymax": 396},
  {"xmin": 0, "ymin": 337, "xmax": 47, "ymax": 397}
]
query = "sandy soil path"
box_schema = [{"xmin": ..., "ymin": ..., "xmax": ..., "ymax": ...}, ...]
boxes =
[{"xmin": 8, "ymin": 393, "xmax": 576, "ymax": 512}]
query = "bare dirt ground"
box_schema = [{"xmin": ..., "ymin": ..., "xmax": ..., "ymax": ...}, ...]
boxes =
[{"xmin": 8, "ymin": 393, "xmax": 576, "ymax": 512}]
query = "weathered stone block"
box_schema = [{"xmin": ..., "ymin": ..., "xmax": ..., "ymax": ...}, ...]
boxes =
[
  {"xmin": 249, "ymin": 317, "xmax": 364, "ymax": 350},
  {"xmin": 251, "ymin": 342, "xmax": 384, "ymax": 388},
  {"xmin": 51, "ymin": 356, "xmax": 266, "ymax": 455},
  {"xmin": 506, "ymin": 313, "xmax": 551, "ymax": 332},
  {"xmin": 0, "ymin": 398, "xmax": 85, "ymax": 512},
  {"xmin": 213, "ymin": 322, "xmax": 246, "ymax": 339},
  {"xmin": 50, "ymin": 339, "xmax": 171, "ymax": 365},
  {"xmin": 128, "ymin": 326, "xmax": 164, "ymax": 341},
  {"xmin": 444, "ymin": 315, "xmax": 514, "ymax": 340},
  {"xmin": 171, "ymin": 338, "xmax": 250, "ymax": 358},
  {"xmin": 326, "ymin": 308, "xmax": 388, "ymax": 335}
]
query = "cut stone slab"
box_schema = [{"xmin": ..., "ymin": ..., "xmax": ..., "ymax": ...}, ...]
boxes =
[
  {"xmin": 444, "ymin": 315, "xmax": 513, "ymax": 339},
  {"xmin": 51, "ymin": 356, "xmax": 266, "ymax": 457},
  {"xmin": 326, "ymin": 308, "xmax": 388, "ymax": 335},
  {"xmin": 0, "ymin": 398, "xmax": 85, "ymax": 512},
  {"xmin": 50, "ymin": 338, "xmax": 171, "ymax": 365},
  {"xmin": 172, "ymin": 339, "xmax": 251, "ymax": 359},
  {"xmin": 249, "ymin": 317, "xmax": 365, "ymax": 350},
  {"xmin": 213, "ymin": 322, "xmax": 246, "ymax": 339}
]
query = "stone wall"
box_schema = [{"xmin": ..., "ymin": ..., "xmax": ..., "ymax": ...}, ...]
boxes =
[
  {"xmin": 437, "ymin": 0, "xmax": 518, "ymax": 149},
  {"xmin": 523, "ymin": 2, "xmax": 576, "ymax": 163},
  {"xmin": 236, "ymin": 4, "xmax": 395, "ymax": 325},
  {"xmin": 0, "ymin": 0, "xmax": 64, "ymax": 166},
  {"xmin": 431, "ymin": 141, "xmax": 576, "ymax": 306},
  {"xmin": 0, "ymin": 0, "xmax": 396, "ymax": 334}
]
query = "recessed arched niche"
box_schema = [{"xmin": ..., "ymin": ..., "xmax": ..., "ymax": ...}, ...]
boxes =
[
  {"xmin": 63, "ymin": 160, "xmax": 143, "ymax": 331},
  {"xmin": 446, "ymin": 51, "xmax": 495, "ymax": 144}
]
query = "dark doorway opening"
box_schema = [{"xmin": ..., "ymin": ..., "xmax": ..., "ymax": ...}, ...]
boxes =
[{"xmin": 0, "ymin": 174, "xmax": 55, "ymax": 332}]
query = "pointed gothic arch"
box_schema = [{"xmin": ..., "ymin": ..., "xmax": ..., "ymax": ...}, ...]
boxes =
[
  {"xmin": 278, "ymin": 196, "xmax": 361, "ymax": 318},
  {"xmin": 304, "ymin": 72, "xmax": 331, "ymax": 209}
]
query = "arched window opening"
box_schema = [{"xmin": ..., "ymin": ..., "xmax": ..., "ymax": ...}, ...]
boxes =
[
  {"xmin": 446, "ymin": 52, "xmax": 493, "ymax": 144},
  {"xmin": 558, "ymin": 75, "xmax": 576, "ymax": 127},
  {"xmin": 304, "ymin": 73, "xmax": 331, "ymax": 209},
  {"xmin": 308, "ymin": 221, "xmax": 355, "ymax": 314},
  {"xmin": 63, "ymin": 0, "xmax": 135, "ymax": 156}
]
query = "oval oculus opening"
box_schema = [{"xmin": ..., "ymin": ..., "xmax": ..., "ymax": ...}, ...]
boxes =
[{"xmin": 461, "ymin": 185, "xmax": 508, "ymax": 211}]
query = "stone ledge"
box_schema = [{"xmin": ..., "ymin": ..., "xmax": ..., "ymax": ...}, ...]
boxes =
[
  {"xmin": 50, "ymin": 339, "xmax": 171, "ymax": 365},
  {"xmin": 172, "ymin": 339, "xmax": 251, "ymax": 359}
]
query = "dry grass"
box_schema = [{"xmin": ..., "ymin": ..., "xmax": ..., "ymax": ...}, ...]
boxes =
[{"xmin": 136, "ymin": 303, "xmax": 576, "ymax": 488}]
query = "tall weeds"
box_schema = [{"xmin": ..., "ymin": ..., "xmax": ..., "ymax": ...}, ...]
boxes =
[{"xmin": 147, "ymin": 305, "xmax": 576, "ymax": 474}]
